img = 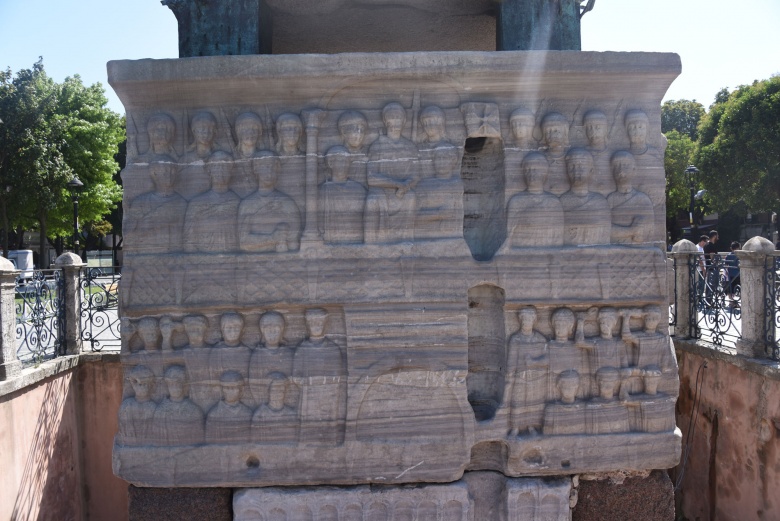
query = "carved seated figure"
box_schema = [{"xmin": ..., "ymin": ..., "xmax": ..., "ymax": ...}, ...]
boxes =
[
  {"xmin": 251, "ymin": 372, "xmax": 299, "ymax": 444},
  {"xmin": 543, "ymin": 370, "xmax": 586, "ymax": 435},
  {"xmin": 608, "ymin": 151, "xmax": 654, "ymax": 244},
  {"xmin": 153, "ymin": 365, "xmax": 205, "ymax": 445},
  {"xmin": 126, "ymin": 158, "xmax": 186, "ymax": 253},
  {"xmin": 183, "ymin": 150, "xmax": 241, "ymax": 253},
  {"xmin": 414, "ymin": 144, "xmax": 464, "ymax": 241},
  {"xmin": 249, "ymin": 311, "xmax": 295, "ymax": 407},
  {"xmin": 319, "ymin": 145, "xmax": 367, "ymax": 244},
  {"xmin": 418, "ymin": 105, "xmax": 451, "ymax": 177},
  {"xmin": 205, "ymin": 371, "xmax": 253, "ymax": 443},
  {"xmin": 238, "ymin": 154, "xmax": 302, "ymax": 253},
  {"xmin": 506, "ymin": 152, "xmax": 565, "ymax": 248},
  {"xmin": 560, "ymin": 148, "xmax": 610, "ymax": 246},
  {"xmin": 586, "ymin": 367, "xmax": 630, "ymax": 434},
  {"xmin": 507, "ymin": 307, "xmax": 549, "ymax": 436},
  {"xmin": 118, "ymin": 365, "xmax": 157, "ymax": 446},
  {"xmin": 338, "ymin": 110, "xmax": 371, "ymax": 185},
  {"xmin": 364, "ymin": 102, "xmax": 420, "ymax": 244}
]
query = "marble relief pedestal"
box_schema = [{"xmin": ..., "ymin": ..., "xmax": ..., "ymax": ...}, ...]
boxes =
[{"xmin": 110, "ymin": 51, "xmax": 681, "ymax": 520}]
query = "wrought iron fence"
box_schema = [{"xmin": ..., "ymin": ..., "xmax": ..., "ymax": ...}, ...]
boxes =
[
  {"xmin": 15, "ymin": 269, "xmax": 65, "ymax": 365},
  {"xmin": 690, "ymin": 252, "xmax": 742, "ymax": 349},
  {"xmin": 80, "ymin": 266, "xmax": 122, "ymax": 351},
  {"xmin": 668, "ymin": 255, "xmax": 679, "ymax": 331},
  {"xmin": 765, "ymin": 254, "xmax": 780, "ymax": 360}
]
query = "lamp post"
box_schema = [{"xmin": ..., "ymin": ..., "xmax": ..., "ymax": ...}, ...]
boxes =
[
  {"xmin": 66, "ymin": 176, "xmax": 84, "ymax": 258},
  {"xmin": 685, "ymin": 165, "xmax": 699, "ymax": 239}
]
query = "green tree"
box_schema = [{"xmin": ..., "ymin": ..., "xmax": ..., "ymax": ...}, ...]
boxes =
[
  {"xmin": 664, "ymin": 129, "xmax": 697, "ymax": 239},
  {"xmin": 661, "ymin": 99, "xmax": 705, "ymax": 141},
  {"xmin": 0, "ymin": 60, "xmax": 124, "ymax": 262},
  {"xmin": 695, "ymin": 77, "xmax": 780, "ymax": 214}
]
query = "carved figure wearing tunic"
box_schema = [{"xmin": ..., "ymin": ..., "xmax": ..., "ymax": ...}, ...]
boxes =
[
  {"xmin": 248, "ymin": 312, "xmax": 295, "ymax": 406},
  {"xmin": 118, "ymin": 365, "xmax": 157, "ymax": 446},
  {"xmin": 180, "ymin": 111, "xmax": 221, "ymax": 198},
  {"xmin": 319, "ymin": 146, "xmax": 367, "ymax": 244},
  {"xmin": 364, "ymin": 103, "xmax": 419, "ymax": 244},
  {"xmin": 136, "ymin": 112, "xmax": 178, "ymax": 163},
  {"xmin": 560, "ymin": 148, "xmax": 610, "ymax": 246},
  {"xmin": 206, "ymin": 371, "xmax": 252, "ymax": 443},
  {"xmin": 208, "ymin": 313, "xmax": 251, "ymax": 405},
  {"xmin": 153, "ymin": 365, "xmax": 205, "ymax": 445},
  {"xmin": 506, "ymin": 308, "xmax": 549, "ymax": 436},
  {"xmin": 251, "ymin": 373, "xmax": 299, "ymax": 443},
  {"xmin": 127, "ymin": 159, "xmax": 186, "ymax": 253},
  {"xmin": 418, "ymin": 105, "xmax": 452, "ymax": 178},
  {"xmin": 414, "ymin": 144, "xmax": 464, "ymax": 241},
  {"xmin": 543, "ymin": 370, "xmax": 586, "ymax": 435},
  {"xmin": 540, "ymin": 112, "xmax": 570, "ymax": 195},
  {"xmin": 338, "ymin": 110, "xmax": 371, "ymax": 186},
  {"xmin": 506, "ymin": 152, "xmax": 564, "ymax": 248},
  {"xmin": 585, "ymin": 367, "xmax": 630, "ymax": 434},
  {"xmin": 608, "ymin": 151, "xmax": 654, "ymax": 243},
  {"xmin": 232, "ymin": 112, "xmax": 273, "ymax": 197}
]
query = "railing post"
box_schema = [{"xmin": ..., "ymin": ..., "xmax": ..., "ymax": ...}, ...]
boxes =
[
  {"xmin": 55, "ymin": 252, "xmax": 85, "ymax": 355},
  {"xmin": 671, "ymin": 239, "xmax": 698, "ymax": 340},
  {"xmin": 735, "ymin": 236, "xmax": 775, "ymax": 358},
  {"xmin": 0, "ymin": 257, "xmax": 21, "ymax": 380}
]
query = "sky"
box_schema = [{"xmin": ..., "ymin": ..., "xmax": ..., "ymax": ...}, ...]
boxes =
[{"xmin": 1, "ymin": 0, "xmax": 779, "ymax": 114}]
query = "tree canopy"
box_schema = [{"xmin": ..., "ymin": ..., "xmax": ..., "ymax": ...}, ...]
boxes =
[
  {"xmin": 0, "ymin": 59, "xmax": 124, "ymax": 262},
  {"xmin": 661, "ymin": 99, "xmax": 705, "ymax": 141},
  {"xmin": 695, "ymin": 76, "xmax": 780, "ymax": 214}
]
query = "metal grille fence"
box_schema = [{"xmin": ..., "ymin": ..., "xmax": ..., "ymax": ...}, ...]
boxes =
[
  {"xmin": 80, "ymin": 266, "xmax": 122, "ymax": 351},
  {"xmin": 15, "ymin": 269, "xmax": 65, "ymax": 365}
]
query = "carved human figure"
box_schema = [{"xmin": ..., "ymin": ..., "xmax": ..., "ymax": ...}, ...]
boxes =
[
  {"xmin": 607, "ymin": 151, "xmax": 654, "ymax": 244},
  {"xmin": 183, "ymin": 151, "xmax": 241, "ymax": 253},
  {"xmin": 420, "ymin": 105, "xmax": 449, "ymax": 147},
  {"xmin": 159, "ymin": 316, "xmax": 182, "ymax": 352},
  {"xmin": 507, "ymin": 307, "xmax": 549, "ymax": 436},
  {"xmin": 414, "ymin": 144, "xmax": 464, "ymax": 241},
  {"xmin": 364, "ymin": 102, "xmax": 420, "ymax": 244},
  {"xmin": 629, "ymin": 305, "xmax": 676, "ymax": 395},
  {"xmin": 153, "ymin": 365, "xmax": 205, "ymax": 445},
  {"xmin": 578, "ymin": 308, "xmax": 629, "ymax": 397},
  {"xmin": 205, "ymin": 371, "xmax": 252, "ymax": 443},
  {"xmin": 625, "ymin": 109, "xmax": 653, "ymax": 156},
  {"xmin": 583, "ymin": 109, "xmax": 614, "ymax": 193},
  {"xmin": 506, "ymin": 152, "xmax": 565, "ymax": 248},
  {"xmin": 542, "ymin": 370, "xmax": 586, "ymax": 435},
  {"xmin": 251, "ymin": 372, "xmax": 299, "ymax": 443},
  {"xmin": 559, "ymin": 148, "xmax": 610, "ymax": 246},
  {"xmin": 126, "ymin": 158, "xmax": 186, "ymax": 253},
  {"xmin": 182, "ymin": 314, "xmax": 213, "ymax": 410},
  {"xmin": 293, "ymin": 308, "xmax": 346, "ymax": 445},
  {"xmin": 118, "ymin": 365, "xmax": 157, "ymax": 446},
  {"xmin": 625, "ymin": 109, "xmax": 664, "ymax": 239},
  {"xmin": 232, "ymin": 112, "xmax": 272, "ymax": 197},
  {"xmin": 547, "ymin": 308, "xmax": 587, "ymax": 402},
  {"xmin": 126, "ymin": 317, "xmax": 166, "ymax": 399},
  {"xmin": 249, "ymin": 312, "xmax": 295, "ymax": 407},
  {"xmin": 417, "ymin": 501, "xmax": 438, "ymax": 521},
  {"xmin": 338, "ymin": 110, "xmax": 371, "ymax": 185},
  {"xmin": 208, "ymin": 313, "xmax": 251, "ymax": 403},
  {"xmin": 510, "ymin": 108, "xmax": 537, "ymax": 150},
  {"xmin": 276, "ymin": 113, "xmax": 304, "ymax": 157},
  {"xmin": 585, "ymin": 367, "xmax": 630, "ymax": 434},
  {"xmin": 238, "ymin": 154, "xmax": 302, "ymax": 253},
  {"xmin": 184, "ymin": 111, "xmax": 219, "ymax": 162},
  {"xmin": 319, "ymin": 145, "xmax": 367, "ymax": 244},
  {"xmin": 141, "ymin": 113, "xmax": 177, "ymax": 161},
  {"xmin": 540, "ymin": 112, "xmax": 570, "ymax": 194}
]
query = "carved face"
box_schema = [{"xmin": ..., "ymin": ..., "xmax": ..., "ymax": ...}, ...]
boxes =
[
  {"xmin": 611, "ymin": 156, "xmax": 635, "ymax": 185},
  {"xmin": 137, "ymin": 321, "xmax": 159, "ymax": 350},
  {"xmin": 278, "ymin": 119, "xmax": 302, "ymax": 150},
  {"xmin": 305, "ymin": 313, "xmax": 328, "ymax": 338},
  {"xmin": 597, "ymin": 373, "xmax": 618, "ymax": 400},
  {"xmin": 148, "ymin": 120, "xmax": 173, "ymax": 148},
  {"xmin": 222, "ymin": 383, "xmax": 242, "ymax": 405},
  {"xmin": 552, "ymin": 316, "xmax": 574, "ymax": 341},
  {"xmin": 585, "ymin": 116, "xmax": 607, "ymax": 147},
  {"xmin": 192, "ymin": 119, "xmax": 216, "ymax": 146},
  {"xmin": 511, "ymin": 116, "xmax": 534, "ymax": 142},
  {"xmin": 268, "ymin": 379, "xmax": 286, "ymax": 411},
  {"xmin": 523, "ymin": 158, "xmax": 548, "ymax": 190},
  {"xmin": 518, "ymin": 309, "xmax": 537, "ymax": 334},
  {"xmin": 340, "ymin": 120, "xmax": 366, "ymax": 150},
  {"xmin": 543, "ymin": 120, "xmax": 567, "ymax": 149},
  {"xmin": 366, "ymin": 503, "xmax": 387, "ymax": 521},
  {"xmin": 166, "ymin": 377, "xmax": 185, "ymax": 401},
  {"xmin": 645, "ymin": 312, "xmax": 661, "ymax": 332},
  {"xmin": 220, "ymin": 316, "xmax": 243, "ymax": 346},
  {"xmin": 131, "ymin": 376, "xmax": 153, "ymax": 401},
  {"xmin": 598, "ymin": 315, "xmax": 617, "ymax": 338},
  {"xmin": 566, "ymin": 153, "xmax": 593, "ymax": 186},
  {"xmin": 319, "ymin": 506, "xmax": 339, "ymax": 521},
  {"xmin": 261, "ymin": 318, "xmax": 284, "ymax": 348},
  {"xmin": 256, "ymin": 160, "xmax": 278, "ymax": 190},
  {"xmin": 327, "ymin": 153, "xmax": 350, "ymax": 182},
  {"xmin": 559, "ymin": 374, "xmax": 579, "ymax": 403},
  {"xmin": 626, "ymin": 114, "xmax": 648, "ymax": 146},
  {"xmin": 383, "ymin": 110, "xmax": 405, "ymax": 139},
  {"xmin": 150, "ymin": 163, "xmax": 175, "ymax": 192},
  {"xmin": 184, "ymin": 319, "xmax": 207, "ymax": 347},
  {"xmin": 421, "ymin": 113, "xmax": 445, "ymax": 141},
  {"xmin": 236, "ymin": 119, "xmax": 261, "ymax": 146}
]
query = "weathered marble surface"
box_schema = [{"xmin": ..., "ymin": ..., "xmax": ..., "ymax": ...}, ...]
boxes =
[{"xmin": 110, "ymin": 51, "xmax": 681, "ymax": 487}]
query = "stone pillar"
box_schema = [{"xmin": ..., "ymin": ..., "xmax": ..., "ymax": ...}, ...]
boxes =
[
  {"xmin": 735, "ymin": 236, "xmax": 775, "ymax": 358},
  {"xmin": 497, "ymin": 0, "xmax": 582, "ymax": 51},
  {"xmin": 162, "ymin": 0, "xmax": 273, "ymax": 57},
  {"xmin": 0, "ymin": 256, "xmax": 21, "ymax": 380},
  {"xmin": 55, "ymin": 252, "xmax": 85, "ymax": 355},
  {"xmin": 301, "ymin": 109, "xmax": 325, "ymax": 244},
  {"xmin": 671, "ymin": 239, "xmax": 698, "ymax": 340}
]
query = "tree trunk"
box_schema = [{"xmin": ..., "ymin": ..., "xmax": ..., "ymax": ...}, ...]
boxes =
[{"xmin": 38, "ymin": 212, "xmax": 47, "ymax": 269}]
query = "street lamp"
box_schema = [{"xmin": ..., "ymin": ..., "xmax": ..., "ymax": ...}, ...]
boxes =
[
  {"xmin": 685, "ymin": 165, "xmax": 699, "ymax": 238},
  {"xmin": 66, "ymin": 176, "xmax": 84, "ymax": 257}
]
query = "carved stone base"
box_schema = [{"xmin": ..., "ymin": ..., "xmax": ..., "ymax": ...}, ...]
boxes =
[
  {"xmin": 572, "ymin": 470, "xmax": 674, "ymax": 521},
  {"xmin": 128, "ymin": 486, "xmax": 232, "ymax": 521}
]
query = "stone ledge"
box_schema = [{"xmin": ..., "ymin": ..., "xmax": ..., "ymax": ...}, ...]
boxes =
[
  {"xmin": 674, "ymin": 338, "xmax": 780, "ymax": 381},
  {"xmin": 0, "ymin": 351, "xmax": 121, "ymax": 400}
]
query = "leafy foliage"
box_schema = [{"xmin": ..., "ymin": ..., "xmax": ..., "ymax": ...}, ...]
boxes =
[
  {"xmin": 663, "ymin": 130, "xmax": 696, "ymax": 222},
  {"xmin": 661, "ymin": 99, "xmax": 705, "ymax": 141},
  {"xmin": 695, "ymin": 76, "xmax": 780, "ymax": 213}
]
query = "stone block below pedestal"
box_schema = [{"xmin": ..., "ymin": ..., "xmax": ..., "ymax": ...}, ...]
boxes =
[
  {"xmin": 572, "ymin": 470, "xmax": 674, "ymax": 521},
  {"xmin": 128, "ymin": 486, "xmax": 232, "ymax": 521}
]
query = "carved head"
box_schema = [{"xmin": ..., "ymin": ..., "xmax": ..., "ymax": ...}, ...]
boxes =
[
  {"xmin": 595, "ymin": 367, "xmax": 620, "ymax": 400},
  {"xmin": 643, "ymin": 366, "xmax": 662, "ymax": 395},
  {"xmin": 420, "ymin": 105, "xmax": 446, "ymax": 142},
  {"xmin": 259, "ymin": 311, "xmax": 285, "ymax": 348},
  {"xmin": 557, "ymin": 369, "xmax": 580, "ymax": 404},
  {"xmin": 521, "ymin": 151, "xmax": 549, "ymax": 193},
  {"xmin": 183, "ymin": 315, "xmax": 208, "ymax": 348},
  {"xmin": 164, "ymin": 365, "xmax": 188, "ymax": 402},
  {"xmin": 338, "ymin": 110, "xmax": 368, "ymax": 152},
  {"xmin": 275, "ymin": 113, "xmax": 303, "ymax": 155},
  {"xmin": 643, "ymin": 305, "xmax": 662, "ymax": 333},
  {"xmin": 625, "ymin": 109, "xmax": 649, "ymax": 148},
  {"xmin": 128, "ymin": 365, "xmax": 154, "ymax": 401},
  {"xmin": 191, "ymin": 111, "xmax": 217, "ymax": 146},
  {"xmin": 584, "ymin": 110, "xmax": 608, "ymax": 149},
  {"xmin": 219, "ymin": 370, "xmax": 244, "ymax": 405},
  {"xmin": 433, "ymin": 144, "xmax": 460, "ymax": 179},
  {"xmin": 382, "ymin": 102, "xmax": 406, "ymax": 140},
  {"xmin": 254, "ymin": 154, "xmax": 280, "ymax": 191},
  {"xmin": 565, "ymin": 148, "xmax": 594, "ymax": 188},
  {"xmin": 518, "ymin": 307, "xmax": 538, "ymax": 334},
  {"xmin": 149, "ymin": 157, "xmax": 177, "ymax": 193},
  {"xmin": 207, "ymin": 150, "xmax": 234, "ymax": 192},
  {"xmin": 541, "ymin": 112, "xmax": 569, "ymax": 152},
  {"xmin": 220, "ymin": 313, "xmax": 244, "ymax": 347},
  {"xmin": 510, "ymin": 107, "xmax": 535, "ymax": 144},
  {"xmin": 235, "ymin": 112, "xmax": 263, "ymax": 148},
  {"xmin": 137, "ymin": 317, "xmax": 160, "ymax": 350},
  {"xmin": 551, "ymin": 308, "xmax": 575, "ymax": 341},
  {"xmin": 326, "ymin": 145, "xmax": 351, "ymax": 182},
  {"xmin": 598, "ymin": 308, "xmax": 618, "ymax": 339},
  {"xmin": 610, "ymin": 150, "xmax": 636, "ymax": 188},
  {"xmin": 417, "ymin": 501, "xmax": 438, "ymax": 521},
  {"xmin": 304, "ymin": 308, "xmax": 329, "ymax": 339},
  {"xmin": 267, "ymin": 372, "xmax": 288, "ymax": 411},
  {"xmin": 146, "ymin": 113, "xmax": 176, "ymax": 150}
]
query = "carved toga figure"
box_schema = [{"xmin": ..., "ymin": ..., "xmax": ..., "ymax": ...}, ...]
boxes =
[
  {"xmin": 560, "ymin": 148, "xmax": 610, "ymax": 246},
  {"xmin": 506, "ymin": 152, "xmax": 564, "ymax": 248}
]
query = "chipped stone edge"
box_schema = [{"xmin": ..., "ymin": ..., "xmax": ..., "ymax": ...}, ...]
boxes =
[
  {"xmin": 674, "ymin": 338, "xmax": 780, "ymax": 382},
  {"xmin": 0, "ymin": 351, "xmax": 121, "ymax": 400}
]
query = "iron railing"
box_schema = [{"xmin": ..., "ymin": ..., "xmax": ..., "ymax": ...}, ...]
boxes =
[
  {"xmin": 668, "ymin": 255, "xmax": 679, "ymax": 332},
  {"xmin": 764, "ymin": 254, "xmax": 780, "ymax": 360},
  {"xmin": 690, "ymin": 253, "xmax": 741, "ymax": 350},
  {"xmin": 15, "ymin": 269, "xmax": 65, "ymax": 365},
  {"xmin": 80, "ymin": 266, "xmax": 122, "ymax": 351}
]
